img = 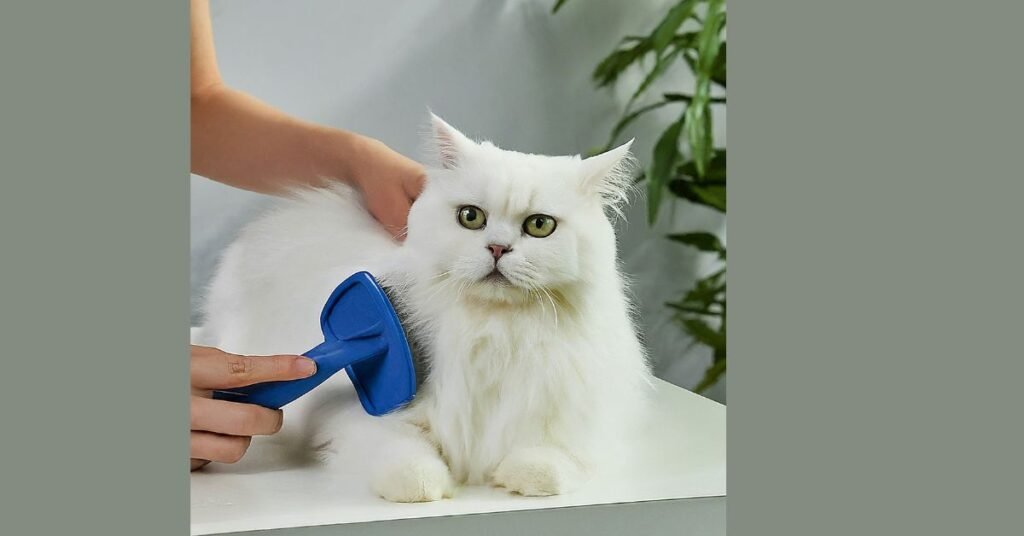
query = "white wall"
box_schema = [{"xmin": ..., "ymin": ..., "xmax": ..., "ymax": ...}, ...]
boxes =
[{"xmin": 191, "ymin": 0, "xmax": 726, "ymax": 401}]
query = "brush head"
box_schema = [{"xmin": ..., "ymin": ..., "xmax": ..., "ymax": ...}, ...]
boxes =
[{"xmin": 325, "ymin": 271, "xmax": 420, "ymax": 416}]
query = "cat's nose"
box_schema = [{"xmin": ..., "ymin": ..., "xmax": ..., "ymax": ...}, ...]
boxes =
[{"xmin": 487, "ymin": 244, "xmax": 512, "ymax": 261}]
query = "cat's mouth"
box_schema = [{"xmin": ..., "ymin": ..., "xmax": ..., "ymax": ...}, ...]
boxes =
[{"xmin": 482, "ymin": 269, "xmax": 511, "ymax": 285}]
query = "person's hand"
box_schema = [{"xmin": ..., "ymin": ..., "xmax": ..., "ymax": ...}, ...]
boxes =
[
  {"xmin": 346, "ymin": 135, "xmax": 426, "ymax": 239},
  {"xmin": 190, "ymin": 345, "xmax": 317, "ymax": 471}
]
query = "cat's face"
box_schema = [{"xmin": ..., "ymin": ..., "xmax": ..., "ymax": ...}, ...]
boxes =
[{"xmin": 405, "ymin": 115, "xmax": 633, "ymax": 304}]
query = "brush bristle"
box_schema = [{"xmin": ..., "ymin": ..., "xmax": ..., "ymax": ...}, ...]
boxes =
[{"xmin": 381, "ymin": 284, "xmax": 430, "ymax": 390}]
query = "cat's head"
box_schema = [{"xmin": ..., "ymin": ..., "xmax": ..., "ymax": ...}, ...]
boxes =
[{"xmin": 404, "ymin": 114, "xmax": 634, "ymax": 305}]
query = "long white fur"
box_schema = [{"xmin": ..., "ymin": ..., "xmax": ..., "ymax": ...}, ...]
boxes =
[{"xmin": 196, "ymin": 114, "xmax": 654, "ymax": 501}]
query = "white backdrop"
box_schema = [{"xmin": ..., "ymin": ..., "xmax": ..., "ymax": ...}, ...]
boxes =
[{"xmin": 191, "ymin": 0, "xmax": 726, "ymax": 401}]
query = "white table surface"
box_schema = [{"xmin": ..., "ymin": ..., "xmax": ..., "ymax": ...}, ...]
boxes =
[{"xmin": 190, "ymin": 376, "xmax": 726, "ymax": 535}]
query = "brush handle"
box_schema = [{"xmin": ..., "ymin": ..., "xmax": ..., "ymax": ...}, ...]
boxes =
[{"xmin": 212, "ymin": 333, "xmax": 388, "ymax": 409}]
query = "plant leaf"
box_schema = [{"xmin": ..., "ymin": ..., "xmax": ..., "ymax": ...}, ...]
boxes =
[
  {"xmin": 695, "ymin": 1, "xmax": 726, "ymax": 74},
  {"xmin": 605, "ymin": 99, "xmax": 680, "ymax": 150},
  {"xmin": 666, "ymin": 301, "xmax": 722, "ymax": 317},
  {"xmin": 626, "ymin": 46, "xmax": 681, "ymax": 109},
  {"xmin": 678, "ymin": 150, "xmax": 726, "ymax": 181},
  {"xmin": 711, "ymin": 42, "xmax": 727, "ymax": 88},
  {"xmin": 680, "ymin": 317, "xmax": 725, "ymax": 351},
  {"xmin": 682, "ymin": 49, "xmax": 698, "ymax": 73},
  {"xmin": 663, "ymin": 92, "xmax": 694, "ymax": 102},
  {"xmin": 651, "ymin": 0, "xmax": 699, "ymax": 54},
  {"xmin": 551, "ymin": 0, "xmax": 570, "ymax": 14},
  {"xmin": 685, "ymin": 0, "xmax": 726, "ymax": 177},
  {"xmin": 592, "ymin": 39, "xmax": 652, "ymax": 88},
  {"xmin": 647, "ymin": 115, "xmax": 686, "ymax": 224},
  {"xmin": 694, "ymin": 358, "xmax": 726, "ymax": 393},
  {"xmin": 677, "ymin": 269, "xmax": 726, "ymax": 311},
  {"xmin": 672, "ymin": 31, "xmax": 701, "ymax": 51},
  {"xmin": 622, "ymin": 2, "xmax": 699, "ymax": 109},
  {"xmin": 667, "ymin": 232, "xmax": 725, "ymax": 258},
  {"xmin": 668, "ymin": 178, "xmax": 726, "ymax": 212}
]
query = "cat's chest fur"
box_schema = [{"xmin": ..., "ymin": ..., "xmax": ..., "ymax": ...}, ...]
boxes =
[{"xmin": 415, "ymin": 302, "xmax": 577, "ymax": 482}]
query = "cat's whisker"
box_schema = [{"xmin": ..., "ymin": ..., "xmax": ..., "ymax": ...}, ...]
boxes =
[
  {"xmin": 539, "ymin": 286, "xmax": 560, "ymax": 328},
  {"xmin": 454, "ymin": 278, "xmax": 472, "ymax": 303},
  {"xmin": 425, "ymin": 270, "xmax": 454, "ymax": 282},
  {"xmin": 422, "ymin": 274, "xmax": 461, "ymax": 304},
  {"xmin": 416, "ymin": 270, "xmax": 456, "ymax": 302},
  {"xmin": 444, "ymin": 274, "xmax": 470, "ymax": 303},
  {"xmin": 518, "ymin": 277, "xmax": 558, "ymax": 329},
  {"xmin": 536, "ymin": 291, "xmax": 554, "ymax": 328},
  {"xmin": 515, "ymin": 264, "xmax": 560, "ymax": 327}
]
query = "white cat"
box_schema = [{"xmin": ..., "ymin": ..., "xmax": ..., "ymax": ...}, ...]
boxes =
[{"xmin": 196, "ymin": 115, "xmax": 653, "ymax": 502}]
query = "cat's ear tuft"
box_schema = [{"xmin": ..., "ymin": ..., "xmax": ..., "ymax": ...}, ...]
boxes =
[
  {"xmin": 580, "ymin": 139, "xmax": 636, "ymax": 211},
  {"xmin": 429, "ymin": 113, "xmax": 474, "ymax": 170}
]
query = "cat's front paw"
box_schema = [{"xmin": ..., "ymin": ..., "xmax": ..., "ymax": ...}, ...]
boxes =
[
  {"xmin": 492, "ymin": 447, "xmax": 583, "ymax": 497},
  {"xmin": 372, "ymin": 455, "xmax": 455, "ymax": 503}
]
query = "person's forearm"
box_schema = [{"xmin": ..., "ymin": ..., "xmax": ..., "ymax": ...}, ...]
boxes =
[
  {"xmin": 188, "ymin": 0, "xmax": 423, "ymax": 235},
  {"xmin": 190, "ymin": 84, "xmax": 368, "ymax": 194}
]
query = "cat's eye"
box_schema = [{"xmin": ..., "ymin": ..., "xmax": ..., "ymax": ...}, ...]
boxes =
[
  {"xmin": 523, "ymin": 214, "xmax": 557, "ymax": 238},
  {"xmin": 457, "ymin": 205, "xmax": 487, "ymax": 230}
]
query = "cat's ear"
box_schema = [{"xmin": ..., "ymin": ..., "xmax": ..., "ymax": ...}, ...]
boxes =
[
  {"xmin": 429, "ymin": 113, "xmax": 475, "ymax": 169},
  {"xmin": 580, "ymin": 139, "xmax": 636, "ymax": 208}
]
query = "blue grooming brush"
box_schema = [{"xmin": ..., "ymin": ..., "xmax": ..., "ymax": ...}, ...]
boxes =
[{"xmin": 212, "ymin": 271, "xmax": 417, "ymax": 416}]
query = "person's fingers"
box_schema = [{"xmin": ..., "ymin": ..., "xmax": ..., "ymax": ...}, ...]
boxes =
[
  {"xmin": 367, "ymin": 189, "xmax": 410, "ymax": 239},
  {"xmin": 387, "ymin": 199, "xmax": 411, "ymax": 240},
  {"xmin": 403, "ymin": 170, "xmax": 426, "ymax": 200},
  {"xmin": 191, "ymin": 395, "xmax": 284, "ymax": 436},
  {"xmin": 191, "ymin": 458, "xmax": 210, "ymax": 471},
  {"xmin": 191, "ymin": 346, "xmax": 316, "ymax": 390},
  {"xmin": 190, "ymin": 431, "xmax": 252, "ymax": 464}
]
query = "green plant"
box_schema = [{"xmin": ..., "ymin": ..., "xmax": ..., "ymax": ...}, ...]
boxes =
[{"xmin": 555, "ymin": 0, "xmax": 727, "ymax": 393}]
